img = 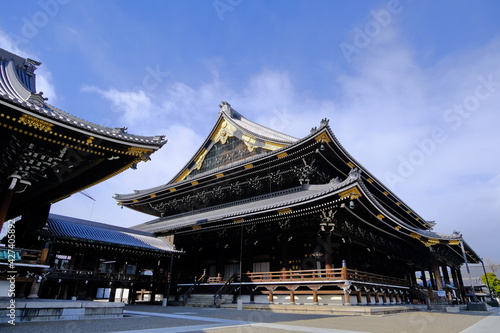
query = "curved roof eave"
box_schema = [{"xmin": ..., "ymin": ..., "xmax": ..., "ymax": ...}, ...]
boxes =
[
  {"xmin": 316, "ymin": 124, "xmax": 434, "ymax": 230},
  {"xmin": 115, "ymin": 102, "xmax": 301, "ymax": 200},
  {"xmin": 351, "ymin": 181, "xmax": 480, "ymax": 262},
  {"xmin": 0, "ymin": 49, "xmax": 166, "ymax": 147},
  {"xmin": 132, "ymin": 172, "xmax": 362, "ymax": 233}
]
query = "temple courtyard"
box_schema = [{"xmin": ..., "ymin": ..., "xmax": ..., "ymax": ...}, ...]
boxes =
[{"xmin": 1, "ymin": 304, "xmax": 498, "ymax": 333}]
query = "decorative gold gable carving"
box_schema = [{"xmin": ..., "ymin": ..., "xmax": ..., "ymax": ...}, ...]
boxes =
[
  {"xmin": 19, "ymin": 114, "xmax": 53, "ymax": 132},
  {"xmin": 338, "ymin": 187, "xmax": 362, "ymax": 199},
  {"xmin": 211, "ymin": 119, "xmax": 237, "ymax": 144}
]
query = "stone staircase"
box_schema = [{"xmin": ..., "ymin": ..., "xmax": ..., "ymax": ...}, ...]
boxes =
[{"xmin": 184, "ymin": 294, "xmax": 234, "ymax": 307}]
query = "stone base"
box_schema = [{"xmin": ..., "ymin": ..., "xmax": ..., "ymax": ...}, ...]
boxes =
[
  {"xmin": 446, "ymin": 306, "xmax": 460, "ymax": 313},
  {"xmin": 466, "ymin": 302, "xmax": 488, "ymax": 311},
  {"xmin": 0, "ymin": 298, "xmax": 125, "ymax": 323}
]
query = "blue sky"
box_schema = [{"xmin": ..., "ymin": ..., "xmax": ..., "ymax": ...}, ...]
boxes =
[{"xmin": 1, "ymin": 0, "xmax": 500, "ymax": 264}]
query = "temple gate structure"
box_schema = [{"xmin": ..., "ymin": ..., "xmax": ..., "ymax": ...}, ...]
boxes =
[
  {"xmin": 116, "ymin": 102, "xmax": 481, "ymax": 306},
  {"xmin": 0, "ymin": 48, "xmax": 173, "ymax": 300}
]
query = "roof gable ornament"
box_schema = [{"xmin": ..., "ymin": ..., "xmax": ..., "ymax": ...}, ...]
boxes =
[
  {"xmin": 320, "ymin": 118, "xmax": 330, "ymax": 128},
  {"xmin": 28, "ymin": 92, "xmax": 48, "ymax": 107},
  {"xmin": 346, "ymin": 167, "xmax": 362, "ymax": 182},
  {"xmin": 112, "ymin": 127, "xmax": 128, "ymax": 134}
]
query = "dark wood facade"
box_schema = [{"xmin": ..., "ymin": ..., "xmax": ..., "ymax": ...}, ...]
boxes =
[
  {"xmin": 0, "ymin": 48, "xmax": 168, "ymax": 300},
  {"xmin": 0, "ymin": 48, "xmax": 166, "ymax": 229},
  {"xmin": 118, "ymin": 102, "xmax": 481, "ymax": 305}
]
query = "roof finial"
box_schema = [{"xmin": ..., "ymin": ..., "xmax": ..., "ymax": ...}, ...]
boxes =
[{"xmin": 320, "ymin": 118, "xmax": 329, "ymax": 127}]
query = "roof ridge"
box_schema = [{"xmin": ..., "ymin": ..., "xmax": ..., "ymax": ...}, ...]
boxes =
[{"xmin": 220, "ymin": 101, "xmax": 298, "ymax": 143}]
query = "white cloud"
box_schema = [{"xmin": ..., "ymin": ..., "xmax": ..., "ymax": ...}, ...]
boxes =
[
  {"xmin": 82, "ymin": 85, "xmax": 152, "ymax": 124},
  {"xmin": 53, "ymin": 30, "xmax": 500, "ymax": 261},
  {"xmin": 0, "ymin": 30, "xmax": 57, "ymax": 102}
]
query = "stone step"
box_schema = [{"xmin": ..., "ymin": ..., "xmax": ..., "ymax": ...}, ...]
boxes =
[{"xmin": 184, "ymin": 294, "xmax": 233, "ymax": 307}]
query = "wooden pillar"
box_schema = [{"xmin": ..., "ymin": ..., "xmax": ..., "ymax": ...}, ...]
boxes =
[
  {"xmin": 323, "ymin": 233, "xmax": 333, "ymax": 270},
  {"xmin": 341, "ymin": 261, "xmax": 348, "ymax": 280},
  {"xmin": 395, "ymin": 292, "xmax": 401, "ymax": 304},
  {"xmin": 432, "ymin": 260, "xmax": 444, "ymax": 290},
  {"xmin": 366, "ymin": 292, "xmax": 371, "ymax": 305},
  {"xmin": 265, "ymin": 286, "xmax": 276, "ymax": 304},
  {"xmin": 429, "ymin": 271, "xmax": 436, "ymax": 290},
  {"xmin": 356, "ymin": 291, "xmax": 362, "ymax": 304},
  {"xmin": 309, "ymin": 285, "xmax": 321, "ymax": 305},
  {"xmin": 27, "ymin": 276, "xmax": 42, "ymax": 299},
  {"xmin": 313, "ymin": 289, "xmax": 319, "ymax": 304},
  {"xmin": 450, "ymin": 266, "xmax": 461, "ymax": 302},
  {"xmin": 286, "ymin": 286, "xmax": 298, "ymax": 304},
  {"xmin": 456, "ymin": 267, "xmax": 467, "ymax": 303},
  {"xmin": 108, "ymin": 286, "xmax": 116, "ymax": 302}
]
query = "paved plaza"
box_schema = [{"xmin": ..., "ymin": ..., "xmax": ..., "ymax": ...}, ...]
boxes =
[{"xmin": 1, "ymin": 304, "xmax": 499, "ymax": 333}]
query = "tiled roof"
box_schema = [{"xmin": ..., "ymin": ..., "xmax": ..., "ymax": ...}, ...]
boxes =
[
  {"xmin": 222, "ymin": 103, "xmax": 298, "ymax": 144},
  {"xmin": 133, "ymin": 180, "xmax": 354, "ymax": 233},
  {"xmin": 0, "ymin": 48, "xmax": 166, "ymax": 146},
  {"xmin": 45, "ymin": 214, "xmax": 179, "ymax": 253}
]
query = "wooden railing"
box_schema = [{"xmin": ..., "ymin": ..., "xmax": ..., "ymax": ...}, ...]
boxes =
[
  {"xmin": 239, "ymin": 268, "xmax": 408, "ymax": 287},
  {"xmin": 243, "ymin": 268, "xmax": 344, "ymax": 282},
  {"xmin": 345, "ymin": 269, "xmax": 409, "ymax": 287}
]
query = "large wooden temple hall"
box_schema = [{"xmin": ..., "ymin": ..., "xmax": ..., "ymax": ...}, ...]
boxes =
[{"xmin": 116, "ymin": 101, "xmax": 482, "ymax": 306}]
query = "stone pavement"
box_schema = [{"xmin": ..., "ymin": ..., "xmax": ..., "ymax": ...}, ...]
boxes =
[{"xmin": 0, "ymin": 304, "xmax": 499, "ymax": 333}]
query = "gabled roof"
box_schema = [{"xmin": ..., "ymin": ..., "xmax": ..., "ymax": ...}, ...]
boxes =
[
  {"xmin": 116, "ymin": 108, "xmax": 434, "ymax": 231},
  {"xmin": 168, "ymin": 101, "xmax": 298, "ymax": 183},
  {"xmin": 43, "ymin": 214, "xmax": 181, "ymax": 254},
  {"xmin": 115, "ymin": 102, "xmax": 298, "ymax": 201}
]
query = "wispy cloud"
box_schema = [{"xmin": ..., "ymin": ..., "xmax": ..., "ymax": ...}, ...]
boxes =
[
  {"xmin": 52, "ymin": 27, "xmax": 500, "ymax": 261},
  {"xmin": 0, "ymin": 30, "xmax": 57, "ymax": 102},
  {"xmin": 81, "ymin": 85, "xmax": 153, "ymax": 124}
]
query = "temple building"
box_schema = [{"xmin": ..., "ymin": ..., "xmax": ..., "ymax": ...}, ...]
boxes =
[
  {"xmin": 0, "ymin": 48, "xmax": 177, "ymax": 301},
  {"xmin": 116, "ymin": 101, "xmax": 482, "ymax": 306},
  {"xmin": 0, "ymin": 48, "xmax": 166, "ymax": 228}
]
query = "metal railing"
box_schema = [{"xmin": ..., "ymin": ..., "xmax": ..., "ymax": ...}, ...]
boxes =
[
  {"xmin": 213, "ymin": 273, "xmax": 238, "ymax": 307},
  {"xmin": 181, "ymin": 271, "xmax": 206, "ymax": 305}
]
